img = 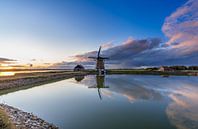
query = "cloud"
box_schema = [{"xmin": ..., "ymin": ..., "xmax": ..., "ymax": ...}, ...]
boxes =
[
  {"xmin": 51, "ymin": 37, "xmax": 197, "ymax": 69},
  {"xmin": 49, "ymin": 38, "xmax": 162, "ymax": 69},
  {"xmin": 51, "ymin": 0, "xmax": 198, "ymax": 69},
  {"xmin": 162, "ymin": 0, "xmax": 198, "ymax": 54},
  {"xmin": 101, "ymin": 41, "xmax": 114, "ymax": 49},
  {"xmin": 9, "ymin": 65, "xmax": 26, "ymax": 68},
  {"xmin": 0, "ymin": 57, "xmax": 16, "ymax": 64},
  {"xmin": 102, "ymin": 38, "xmax": 163, "ymax": 67}
]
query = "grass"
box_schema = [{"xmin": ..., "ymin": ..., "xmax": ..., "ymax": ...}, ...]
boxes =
[
  {"xmin": 106, "ymin": 69, "xmax": 196, "ymax": 76},
  {"xmin": 0, "ymin": 108, "xmax": 16, "ymax": 129}
]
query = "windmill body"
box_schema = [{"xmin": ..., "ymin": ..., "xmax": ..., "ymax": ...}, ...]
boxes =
[
  {"xmin": 89, "ymin": 46, "xmax": 109, "ymax": 76},
  {"xmin": 96, "ymin": 58, "xmax": 105, "ymax": 70}
]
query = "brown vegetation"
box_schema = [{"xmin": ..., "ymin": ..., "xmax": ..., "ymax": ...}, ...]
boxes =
[{"xmin": 0, "ymin": 107, "xmax": 16, "ymax": 129}]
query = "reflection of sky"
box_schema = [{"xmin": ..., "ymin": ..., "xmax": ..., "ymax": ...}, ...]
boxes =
[
  {"xmin": 76, "ymin": 75, "xmax": 198, "ymax": 129},
  {"xmin": 0, "ymin": 72, "xmax": 15, "ymax": 76},
  {"xmin": 76, "ymin": 75, "xmax": 198, "ymax": 101},
  {"xmin": 0, "ymin": 75, "xmax": 197, "ymax": 129},
  {"xmin": 166, "ymin": 83, "xmax": 198, "ymax": 129}
]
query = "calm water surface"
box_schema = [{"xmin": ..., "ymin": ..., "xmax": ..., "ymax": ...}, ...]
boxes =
[{"xmin": 0, "ymin": 75, "xmax": 198, "ymax": 129}]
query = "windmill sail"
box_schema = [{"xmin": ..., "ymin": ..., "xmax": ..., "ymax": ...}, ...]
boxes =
[
  {"xmin": 88, "ymin": 46, "xmax": 109, "ymax": 59},
  {"xmin": 98, "ymin": 46, "xmax": 102, "ymax": 58}
]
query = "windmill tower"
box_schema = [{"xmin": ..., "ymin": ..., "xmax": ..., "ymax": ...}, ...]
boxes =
[{"xmin": 89, "ymin": 46, "xmax": 109, "ymax": 76}]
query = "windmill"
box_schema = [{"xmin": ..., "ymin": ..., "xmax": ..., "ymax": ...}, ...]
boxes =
[{"xmin": 89, "ymin": 46, "xmax": 109, "ymax": 76}]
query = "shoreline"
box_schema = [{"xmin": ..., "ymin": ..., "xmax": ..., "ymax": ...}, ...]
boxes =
[{"xmin": 0, "ymin": 104, "xmax": 58, "ymax": 129}]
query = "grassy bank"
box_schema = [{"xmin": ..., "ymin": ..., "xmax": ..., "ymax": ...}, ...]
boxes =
[{"xmin": 0, "ymin": 108, "xmax": 15, "ymax": 129}]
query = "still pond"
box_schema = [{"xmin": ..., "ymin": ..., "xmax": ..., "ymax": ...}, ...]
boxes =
[{"xmin": 0, "ymin": 75, "xmax": 198, "ymax": 129}]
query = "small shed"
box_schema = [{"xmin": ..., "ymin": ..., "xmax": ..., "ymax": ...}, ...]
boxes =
[
  {"xmin": 158, "ymin": 66, "xmax": 174, "ymax": 72},
  {"xmin": 74, "ymin": 64, "xmax": 85, "ymax": 71}
]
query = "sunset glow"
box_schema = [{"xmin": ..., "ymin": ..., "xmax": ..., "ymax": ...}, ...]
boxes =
[{"xmin": 0, "ymin": 0, "xmax": 197, "ymax": 69}]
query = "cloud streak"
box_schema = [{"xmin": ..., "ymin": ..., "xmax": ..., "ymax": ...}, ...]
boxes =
[{"xmin": 0, "ymin": 57, "xmax": 16, "ymax": 64}]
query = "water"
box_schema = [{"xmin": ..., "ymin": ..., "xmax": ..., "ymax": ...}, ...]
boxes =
[
  {"xmin": 0, "ymin": 75, "xmax": 198, "ymax": 129},
  {"xmin": 0, "ymin": 72, "xmax": 15, "ymax": 76}
]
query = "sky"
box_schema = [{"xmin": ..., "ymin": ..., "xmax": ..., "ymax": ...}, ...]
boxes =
[{"xmin": 0, "ymin": 0, "xmax": 197, "ymax": 69}]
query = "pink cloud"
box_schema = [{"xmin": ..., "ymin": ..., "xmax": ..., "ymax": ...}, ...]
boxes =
[
  {"xmin": 122, "ymin": 37, "xmax": 134, "ymax": 45},
  {"xmin": 162, "ymin": 0, "xmax": 198, "ymax": 54},
  {"xmin": 101, "ymin": 41, "xmax": 114, "ymax": 49}
]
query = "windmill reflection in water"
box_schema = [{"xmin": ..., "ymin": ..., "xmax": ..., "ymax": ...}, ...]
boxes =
[
  {"xmin": 89, "ymin": 75, "xmax": 109, "ymax": 100},
  {"xmin": 74, "ymin": 75, "xmax": 109, "ymax": 100}
]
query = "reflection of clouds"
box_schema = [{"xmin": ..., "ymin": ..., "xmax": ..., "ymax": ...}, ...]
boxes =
[
  {"xmin": 106, "ymin": 75, "xmax": 164, "ymax": 102},
  {"xmin": 108, "ymin": 83, "xmax": 162, "ymax": 102},
  {"xmin": 166, "ymin": 84, "xmax": 198, "ymax": 129},
  {"xmin": 105, "ymin": 75, "xmax": 198, "ymax": 129},
  {"xmin": 169, "ymin": 94, "xmax": 189, "ymax": 108},
  {"xmin": 122, "ymin": 94, "xmax": 136, "ymax": 103},
  {"xmin": 72, "ymin": 75, "xmax": 198, "ymax": 129},
  {"xmin": 101, "ymin": 90, "xmax": 113, "ymax": 98},
  {"xmin": 77, "ymin": 75, "xmax": 163, "ymax": 102}
]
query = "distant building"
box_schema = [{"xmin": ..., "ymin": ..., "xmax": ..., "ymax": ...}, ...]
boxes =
[
  {"xmin": 74, "ymin": 64, "xmax": 85, "ymax": 71},
  {"xmin": 159, "ymin": 66, "xmax": 174, "ymax": 72}
]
